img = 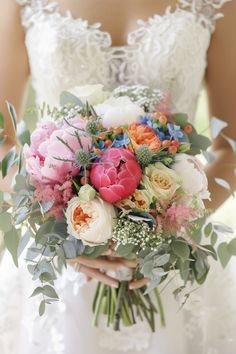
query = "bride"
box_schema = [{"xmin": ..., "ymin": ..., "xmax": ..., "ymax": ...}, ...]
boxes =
[{"xmin": 0, "ymin": 1, "xmax": 236, "ymax": 353}]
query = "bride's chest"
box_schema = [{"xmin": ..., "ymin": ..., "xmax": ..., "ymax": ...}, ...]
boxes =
[{"xmin": 25, "ymin": 9, "xmax": 211, "ymax": 84}]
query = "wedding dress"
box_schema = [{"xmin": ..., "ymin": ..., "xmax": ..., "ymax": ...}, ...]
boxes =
[{"xmin": 1, "ymin": 1, "xmax": 236, "ymax": 353}]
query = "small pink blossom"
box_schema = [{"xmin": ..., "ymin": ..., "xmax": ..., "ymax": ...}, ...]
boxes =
[{"xmin": 164, "ymin": 204, "xmax": 197, "ymax": 233}]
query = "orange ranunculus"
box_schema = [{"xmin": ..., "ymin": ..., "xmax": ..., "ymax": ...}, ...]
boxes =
[{"xmin": 127, "ymin": 122, "xmax": 161, "ymax": 151}]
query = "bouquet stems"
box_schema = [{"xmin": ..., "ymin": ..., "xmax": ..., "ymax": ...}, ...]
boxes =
[{"xmin": 92, "ymin": 280, "xmax": 165, "ymax": 332}]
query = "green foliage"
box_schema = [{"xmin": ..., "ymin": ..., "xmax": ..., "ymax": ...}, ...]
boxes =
[
  {"xmin": 6, "ymin": 101, "xmax": 17, "ymax": 131},
  {"xmin": 4, "ymin": 227, "xmax": 19, "ymax": 267},
  {"xmin": 0, "ymin": 112, "xmax": 4, "ymax": 133},
  {"xmin": 1, "ymin": 147, "xmax": 16, "ymax": 178},
  {"xmin": 17, "ymin": 121, "xmax": 31, "ymax": 146},
  {"xmin": 60, "ymin": 91, "xmax": 83, "ymax": 107},
  {"xmin": 171, "ymin": 239, "xmax": 190, "ymax": 261}
]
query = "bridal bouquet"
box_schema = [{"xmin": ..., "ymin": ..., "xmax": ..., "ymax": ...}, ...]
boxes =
[{"xmin": 1, "ymin": 85, "xmax": 236, "ymax": 331}]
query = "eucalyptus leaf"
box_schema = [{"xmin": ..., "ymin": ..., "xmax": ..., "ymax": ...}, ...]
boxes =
[
  {"xmin": 173, "ymin": 113, "xmax": 188, "ymax": 127},
  {"xmin": 1, "ymin": 147, "xmax": 16, "ymax": 179},
  {"xmin": 171, "ymin": 240, "xmax": 190, "ymax": 261},
  {"xmin": 0, "ymin": 112, "xmax": 4, "ymax": 133},
  {"xmin": 6, "ymin": 101, "xmax": 17, "ymax": 131},
  {"xmin": 218, "ymin": 242, "xmax": 231, "ymax": 268},
  {"xmin": 141, "ymin": 260, "xmax": 154, "ymax": 276},
  {"xmin": 228, "ymin": 239, "xmax": 236, "ymax": 256},
  {"xmin": 39, "ymin": 300, "xmax": 46, "ymax": 316},
  {"xmin": 17, "ymin": 229, "xmax": 32, "ymax": 257},
  {"xmin": 30, "ymin": 286, "xmax": 44, "ymax": 297},
  {"xmin": 0, "ymin": 212, "xmax": 12, "ymax": 232},
  {"xmin": 42, "ymin": 285, "xmax": 59, "ymax": 299},
  {"xmin": 214, "ymin": 224, "xmax": 234, "ymax": 234},
  {"xmin": 204, "ymin": 223, "xmax": 213, "ymax": 238},
  {"xmin": 62, "ymin": 240, "xmax": 77, "ymax": 259},
  {"xmin": 4, "ymin": 227, "xmax": 19, "ymax": 267},
  {"xmin": 211, "ymin": 231, "xmax": 218, "ymax": 246},
  {"xmin": 116, "ymin": 243, "xmax": 135, "ymax": 257},
  {"xmin": 17, "ymin": 121, "xmax": 31, "ymax": 146},
  {"xmin": 210, "ymin": 117, "xmax": 228, "ymax": 139},
  {"xmin": 60, "ymin": 91, "xmax": 83, "ymax": 107},
  {"xmin": 153, "ymin": 254, "xmax": 170, "ymax": 267}
]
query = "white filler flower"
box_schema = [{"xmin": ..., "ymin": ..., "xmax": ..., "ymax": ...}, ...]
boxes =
[{"xmin": 95, "ymin": 96, "xmax": 144, "ymax": 128}]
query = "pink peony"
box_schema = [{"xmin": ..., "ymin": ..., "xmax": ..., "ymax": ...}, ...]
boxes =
[
  {"xmin": 24, "ymin": 116, "xmax": 91, "ymax": 184},
  {"xmin": 90, "ymin": 148, "xmax": 142, "ymax": 203}
]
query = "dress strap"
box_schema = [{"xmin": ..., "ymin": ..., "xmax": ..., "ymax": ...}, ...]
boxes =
[
  {"xmin": 16, "ymin": 0, "xmax": 59, "ymax": 28},
  {"xmin": 178, "ymin": 0, "xmax": 232, "ymax": 32}
]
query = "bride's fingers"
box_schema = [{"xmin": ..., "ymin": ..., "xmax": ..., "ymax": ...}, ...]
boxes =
[
  {"xmin": 120, "ymin": 258, "xmax": 138, "ymax": 268},
  {"xmin": 129, "ymin": 277, "xmax": 149, "ymax": 290},
  {"xmin": 77, "ymin": 264, "xmax": 119, "ymax": 288},
  {"xmin": 67, "ymin": 255, "xmax": 124, "ymax": 270}
]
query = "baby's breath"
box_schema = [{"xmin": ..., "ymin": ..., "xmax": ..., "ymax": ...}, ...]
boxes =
[{"xmin": 112, "ymin": 218, "xmax": 163, "ymax": 252}]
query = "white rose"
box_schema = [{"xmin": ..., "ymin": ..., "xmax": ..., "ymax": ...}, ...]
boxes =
[
  {"xmin": 66, "ymin": 196, "xmax": 116, "ymax": 246},
  {"xmin": 95, "ymin": 96, "xmax": 144, "ymax": 128},
  {"xmin": 172, "ymin": 153, "xmax": 210, "ymax": 200},
  {"xmin": 68, "ymin": 85, "xmax": 110, "ymax": 105}
]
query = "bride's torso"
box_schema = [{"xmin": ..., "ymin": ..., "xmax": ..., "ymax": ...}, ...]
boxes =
[{"xmin": 17, "ymin": 0, "xmax": 230, "ymax": 118}]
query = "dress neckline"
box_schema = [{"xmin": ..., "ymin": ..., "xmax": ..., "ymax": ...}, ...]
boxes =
[{"xmin": 25, "ymin": 0, "xmax": 183, "ymax": 48}]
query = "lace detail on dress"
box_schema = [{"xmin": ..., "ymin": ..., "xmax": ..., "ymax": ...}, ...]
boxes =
[{"xmin": 178, "ymin": 0, "xmax": 231, "ymax": 32}]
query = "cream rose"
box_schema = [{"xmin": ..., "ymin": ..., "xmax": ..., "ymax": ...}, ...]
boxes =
[
  {"xmin": 95, "ymin": 96, "xmax": 144, "ymax": 128},
  {"xmin": 117, "ymin": 190, "xmax": 152, "ymax": 212},
  {"xmin": 142, "ymin": 163, "xmax": 182, "ymax": 201},
  {"xmin": 172, "ymin": 153, "xmax": 210, "ymax": 200},
  {"xmin": 68, "ymin": 85, "xmax": 110, "ymax": 105},
  {"xmin": 66, "ymin": 196, "xmax": 116, "ymax": 246}
]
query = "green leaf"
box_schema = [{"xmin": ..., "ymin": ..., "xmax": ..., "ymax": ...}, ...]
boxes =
[
  {"xmin": 39, "ymin": 300, "xmax": 46, "ymax": 316},
  {"xmin": 0, "ymin": 212, "xmax": 12, "ymax": 232},
  {"xmin": 116, "ymin": 243, "xmax": 135, "ymax": 257},
  {"xmin": 62, "ymin": 240, "xmax": 77, "ymax": 259},
  {"xmin": 42, "ymin": 285, "xmax": 59, "ymax": 299},
  {"xmin": 153, "ymin": 254, "xmax": 170, "ymax": 267},
  {"xmin": 141, "ymin": 260, "xmax": 154, "ymax": 276},
  {"xmin": 171, "ymin": 240, "xmax": 190, "ymax": 261},
  {"xmin": 60, "ymin": 91, "xmax": 83, "ymax": 107},
  {"xmin": 188, "ymin": 132, "xmax": 211, "ymax": 154},
  {"xmin": 173, "ymin": 113, "xmax": 188, "ymax": 127},
  {"xmin": 210, "ymin": 231, "xmax": 218, "ymax": 246},
  {"xmin": 214, "ymin": 224, "xmax": 234, "ymax": 234},
  {"xmin": 202, "ymin": 245, "xmax": 218, "ymax": 261},
  {"xmin": 84, "ymin": 244, "xmax": 108, "ymax": 259},
  {"xmin": 0, "ymin": 112, "xmax": 4, "ymax": 133},
  {"xmin": 210, "ymin": 117, "xmax": 228, "ymax": 139},
  {"xmin": 228, "ymin": 239, "xmax": 236, "ymax": 256},
  {"xmin": 6, "ymin": 101, "xmax": 17, "ymax": 131},
  {"xmin": 40, "ymin": 272, "xmax": 56, "ymax": 282},
  {"xmin": 30, "ymin": 286, "xmax": 44, "ymax": 297},
  {"xmin": 17, "ymin": 229, "xmax": 32, "ymax": 257},
  {"xmin": 4, "ymin": 227, "xmax": 19, "ymax": 267},
  {"xmin": 35, "ymin": 219, "xmax": 54, "ymax": 244},
  {"xmin": 1, "ymin": 147, "xmax": 16, "ymax": 178},
  {"xmin": 17, "ymin": 121, "xmax": 31, "ymax": 146},
  {"xmin": 204, "ymin": 223, "xmax": 213, "ymax": 238},
  {"xmin": 218, "ymin": 242, "xmax": 231, "ymax": 268}
]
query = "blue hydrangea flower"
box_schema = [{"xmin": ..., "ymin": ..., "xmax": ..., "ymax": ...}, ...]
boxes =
[
  {"xmin": 167, "ymin": 123, "xmax": 184, "ymax": 140},
  {"xmin": 112, "ymin": 133, "xmax": 130, "ymax": 148}
]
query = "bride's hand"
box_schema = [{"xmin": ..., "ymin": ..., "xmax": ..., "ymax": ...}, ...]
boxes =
[{"xmin": 67, "ymin": 253, "xmax": 149, "ymax": 289}]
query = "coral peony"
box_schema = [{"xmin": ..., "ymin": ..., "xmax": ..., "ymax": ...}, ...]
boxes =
[
  {"xmin": 90, "ymin": 148, "xmax": 142, "ymax": 203},
  {"xmin": 128, "ymin": 122, "xmax": 161, "ymax": 151}
]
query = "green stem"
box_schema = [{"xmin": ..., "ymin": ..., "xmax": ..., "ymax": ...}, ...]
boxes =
[
  {"xmin": 114, "ymin": 281, "xmax": 128, "ymax": 331},
  {"xmin": 154, "ymin": 287, "xmax": 166, "ymax": 327},
  {"xmin": 92, "ymin": 282, "xmax": 101, "ymax": 313},
  {"xmin": 93, "ymin": 283, "xmax": 105, "ymax": 327}
]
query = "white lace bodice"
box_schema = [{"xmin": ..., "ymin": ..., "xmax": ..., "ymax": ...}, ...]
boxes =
[{"xmin": 17, "ymin": 0, "xmax": 231, "ymax": 119}]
